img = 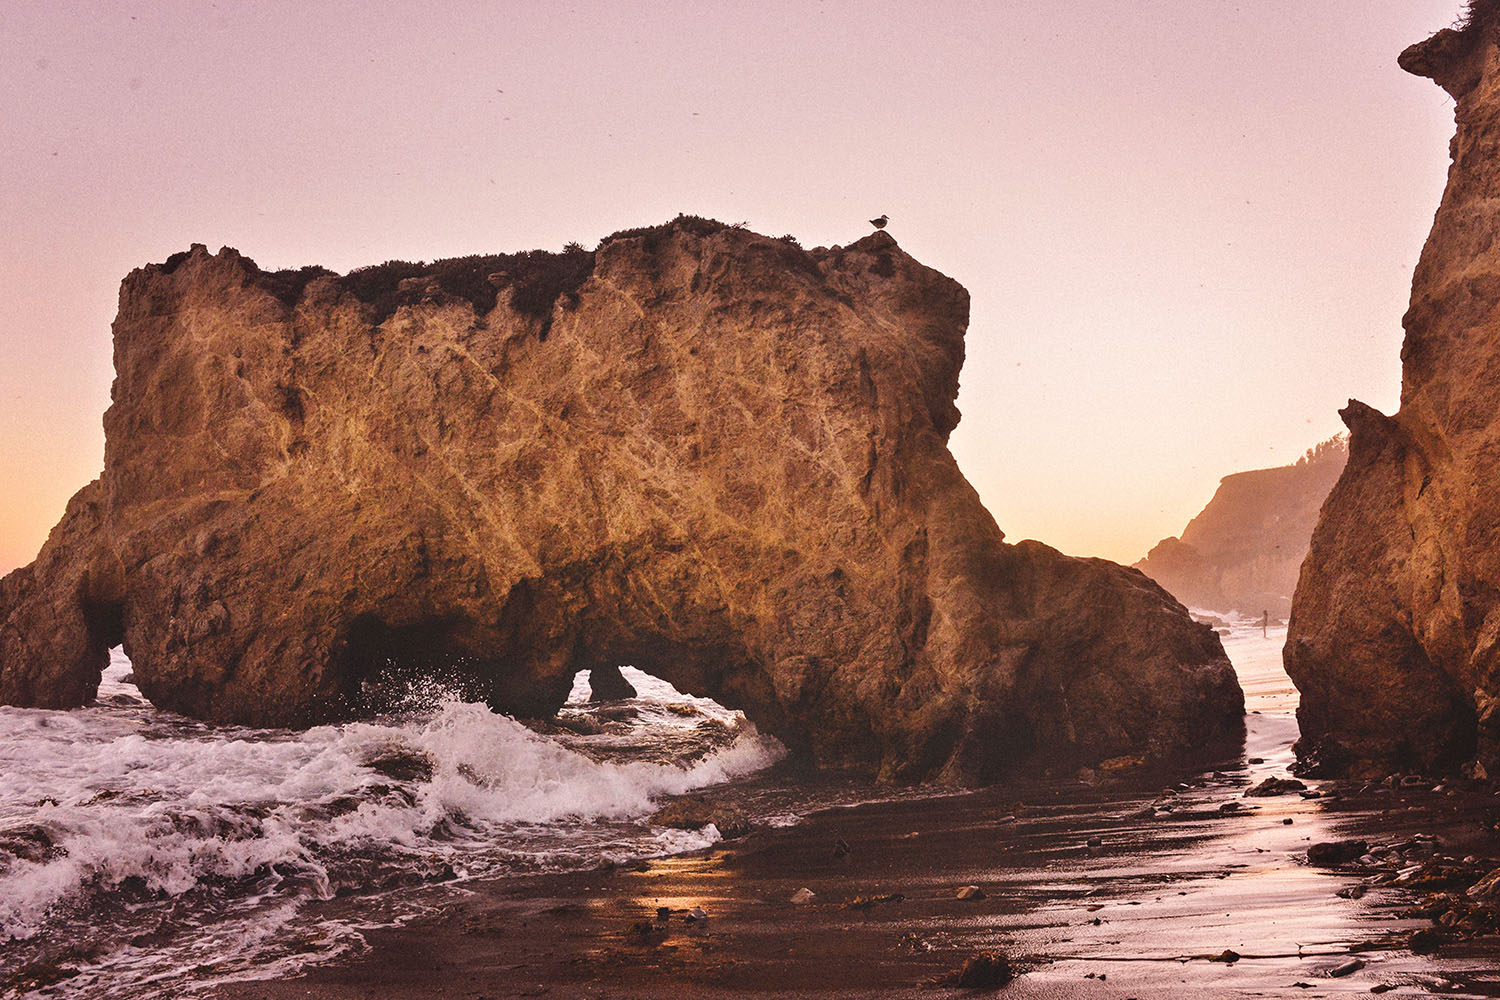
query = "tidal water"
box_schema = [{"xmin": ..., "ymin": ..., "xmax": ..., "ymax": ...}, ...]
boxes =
[
  {"xmin": 3, "ymin": 614, "xmax": 1300, "ymax": 998},
  {"xmin": 0, "ymin": 656, "xmax": 807, "ymax": 996}
]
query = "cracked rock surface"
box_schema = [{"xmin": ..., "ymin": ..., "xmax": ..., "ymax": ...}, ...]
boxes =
[{"xmin": 0, "ymin": 217, "xmax": 1241, "ymax": 780}]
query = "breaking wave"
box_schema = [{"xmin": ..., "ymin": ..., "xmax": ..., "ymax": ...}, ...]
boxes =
[{"xmin": 0, "ymin": 652, "xmax": 783, "ymax": 996}]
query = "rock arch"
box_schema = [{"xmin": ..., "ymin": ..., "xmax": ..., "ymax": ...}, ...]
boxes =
[{"xmin": 0, "ymin": 219, "xmax": 1241, "ymax": 780}]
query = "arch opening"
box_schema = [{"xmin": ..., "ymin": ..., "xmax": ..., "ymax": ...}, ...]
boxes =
[
  {"xmin": 557, "ymin": 664, "xmax": 778, "ymax": 768},
  {"xmin": 333, "ymin": 612, "xmax": 573, "ymax": 718},
  {"xmin": 78, "ymin": 597, "xmax": 126, "ymax": 704}
]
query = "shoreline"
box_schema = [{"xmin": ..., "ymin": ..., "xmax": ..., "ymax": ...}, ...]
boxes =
[{"xmin": 208, "ymin": 710, "xmax": 1500, "ymax": 999}]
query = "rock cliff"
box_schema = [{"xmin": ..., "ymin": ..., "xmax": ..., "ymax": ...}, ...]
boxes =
[
  {"xmin": 1135, "ymin": 436, "xmax": 1346, "ymax": 619},
  {"xmin": 0, "ymin": 217, "xmax": 1242, "ymax": 780},
  {"xmin": 1287, "ymin": 7, "xmax": 1500, "ymax": 776}
]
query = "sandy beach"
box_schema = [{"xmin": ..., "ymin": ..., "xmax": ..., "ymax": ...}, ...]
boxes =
[{"xmin": 205, "ymin": 632, "xmax": 1500, "ymax": 999}]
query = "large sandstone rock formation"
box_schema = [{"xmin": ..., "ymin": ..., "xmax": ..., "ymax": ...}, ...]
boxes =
[
  {"xmin": 1135, "ymin": 436, "xmax": 1346, "ymax": 619},
  {"xmin": 0, "ymin": 217, "xmax": 1242, "ymax": 780},
  {"xmin": 1287, "ymin": 9, "xmax": 1500, "ymax": 776}
]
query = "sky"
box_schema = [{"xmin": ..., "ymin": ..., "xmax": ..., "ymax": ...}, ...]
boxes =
[{"xmin": 0, "ymin": 0, "xmax": 1466, "ymax": 572}]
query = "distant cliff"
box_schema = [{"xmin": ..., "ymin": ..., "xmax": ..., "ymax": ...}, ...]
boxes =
[
  {"xmin": 1287, "ymin": 7, "xmax": 1500, "ymax": 777},
  {"xmin": 0, "ymin": 217, "xmax": 1242, "ymax": 781},
  {"xmin": 1135, "ymin": 436, "xmax": 1347, "ymax": 618}
]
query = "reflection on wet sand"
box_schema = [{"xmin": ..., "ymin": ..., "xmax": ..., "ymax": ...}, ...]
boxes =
[{"xmin": 211, "ymin": 625, "xmax": 1500, "ymax": 999}]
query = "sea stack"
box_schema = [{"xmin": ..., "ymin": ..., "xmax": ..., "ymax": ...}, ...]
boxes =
[
  {"xmin": 0, "ymin": 217, "xmax": 1242, "ymax": 780},
  {"xmin": 1287, "ymin": 8, "xmax": 1500, "ymax": 777}
]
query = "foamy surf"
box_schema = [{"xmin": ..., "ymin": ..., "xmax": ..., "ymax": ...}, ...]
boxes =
[{"xmin": 0, "ymin": 652, "xmax": 783, "ymax": 997}]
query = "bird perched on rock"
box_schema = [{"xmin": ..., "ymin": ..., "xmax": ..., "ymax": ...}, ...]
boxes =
[{"xmin": 869, "ymin": 215, "xmax": 888, "ymax": 229}]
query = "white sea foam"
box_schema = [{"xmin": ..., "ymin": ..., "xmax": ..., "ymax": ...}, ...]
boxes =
[{"xmin": 0, "ymin": 651, "xmax": 784, "ymax": 995}]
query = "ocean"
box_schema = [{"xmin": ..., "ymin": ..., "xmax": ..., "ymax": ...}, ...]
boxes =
[{"xmin": 2, "ymin": 615, "xmax": 1284, "ymax": 997}]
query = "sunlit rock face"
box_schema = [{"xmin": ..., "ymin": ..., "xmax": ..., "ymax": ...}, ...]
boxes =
[
  {"xmin": 0, "ymin": 217, "xmax": 1241, "ymax": 780},
  {"xmin": 1288, "ymin": 12, "xmax": 1500, "ymax": 777}
]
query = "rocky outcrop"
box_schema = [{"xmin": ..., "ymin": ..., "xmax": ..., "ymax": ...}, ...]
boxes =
[
  {"xmin": 0, "ymin": 217, "xmax": 1242, "ymax": 780},
  {"xmin": 1286, "ymin": 9, "xmax": 1500, "ymax": 777},
  {"xmin": 1135, "ymin": 437, "xmax": 1346, "ymax": 618}
]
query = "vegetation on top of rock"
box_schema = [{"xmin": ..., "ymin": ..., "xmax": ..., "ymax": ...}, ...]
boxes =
[
  {"xmin": 600, "ymin": 213, "xmax": 738, "ymax": 251},
  {"xmin": 1295, "ymin": 433, "xmax": 1348, "ymax": 469},
  {"xmin": 1460, "ymin": 0, "xmax": 1499, "ymax": 33},
  {"xmin": 339, "ymin": 246, "xmax": 596, "ymax": 329},
  {"xmin": 159, "ymin": 250, "xmax": 193, "ymax": 274},
  {"xmin": 257, "ymin": 264, "xmax": 338, "ymax": 307},
  {"xmin": 158, "ymin": 248, "xmax": 336, "ymax": 307},
  {"xmin": 157, "ymin": 217, "xmax": 814, "ymax": 332}
]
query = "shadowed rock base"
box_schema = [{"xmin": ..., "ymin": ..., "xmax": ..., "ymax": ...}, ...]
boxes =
[{"xmin": 0, "ymin": 217, "xmax": 1241, "ymax": 780}]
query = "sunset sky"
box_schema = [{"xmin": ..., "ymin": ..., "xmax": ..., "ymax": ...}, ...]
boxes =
[{"xmin": 0, "ymin": 0, "xmax": 1465, "ymax": 572}]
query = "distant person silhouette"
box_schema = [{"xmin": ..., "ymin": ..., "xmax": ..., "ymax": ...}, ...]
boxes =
[
  {"xmin": 1262, "ymin": 610, "xmax": 1269, "ymax": 639},
  {"xmin": 869, "ymin": 215, "xmax": 888, "ymax": 230}
]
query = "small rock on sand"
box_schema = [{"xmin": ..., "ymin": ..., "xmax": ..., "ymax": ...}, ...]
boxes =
[
  {"xmin": 624, "ymin": 919, "xmax": 667, "ymax": 945},
  {"xmin": 651, "ymin": 795, "xmax": 752, "ymax": 838},
  {"xmin": 956, "ymin": 885, "xmax": 986, "ymax": 900},
  {"xmin": 1209, "ymin": 949, "xmax": 1240, "ymax": 963},
  {"xmin": 1307, "ymin": 840, "xmax": 1368, "ymax": 867},
  {"xmin": 1328, "ymin": 957, "xmax": 1365, "ymax": 977},
  {"xmin": 1408, "ymin": 927, "xmax": 1442, "ymax": 954},
  {"xmin": 790, "ymin": 887, "xmax": 816, "ymax": 904},
  {"xmin": 1245, "ymin": 776, "xmax": 1307, "ymax": 797},
  {"xmin": 951, "ymin": 952, "xmax": 1013, "ymax": 989}
]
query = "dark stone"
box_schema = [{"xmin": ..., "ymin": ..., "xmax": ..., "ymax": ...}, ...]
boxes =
[
  {"xmin": 650, "ymin": 795, "xmax": 751, "ymax": 839},
  {"xmin": 624, "ymin": 919, "xmax": 667, "ymax": 946},
  {"xmin": 953, "ymin": 951, "xmax": 1013, "ymax": 989},
  {"xmin": 1245, "ymin": 776, "xmax": 1307, "ymax": 797},
  {"xmin": 0, "ymin": 824, "xmax": 62, "ymax": 866},
  {"xmin": 1409, "ymin": 927, "xmax": 1443, "ymax": 954},
  {"xmin": 362, "ymin": 748, "xmax": 435, "ymax": 783},
  {"xmin": 587, "ymin": 664, "xmax": 637, "ymax": 702},
  {"xmin": 1307, "ymin": 840, "xmax": 1368, "ymax": 867}
]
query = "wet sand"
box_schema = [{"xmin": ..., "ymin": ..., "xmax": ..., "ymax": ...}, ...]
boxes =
[{"xmin": 211, "ymin": 632, "xmax": 1500, "ymax": 998}]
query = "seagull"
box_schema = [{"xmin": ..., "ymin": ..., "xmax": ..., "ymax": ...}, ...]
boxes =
[{"xmin": 869, "ymin": 215, "xmax": 888, "ymax": 230}]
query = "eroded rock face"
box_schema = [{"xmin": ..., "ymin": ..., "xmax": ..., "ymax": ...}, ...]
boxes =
[
  {"xmin": 1286, "ymin": 13, "xmax": 1500, "ymax": 776},
  {"xmin": 0, "ymin": 218, "xmax": 1241, "ymax": 780}
]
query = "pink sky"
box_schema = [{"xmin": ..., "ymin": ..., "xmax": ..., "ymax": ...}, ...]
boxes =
[{"xmin": 0, "ymin": 1, "xmax": 1464, "ymax": 571}]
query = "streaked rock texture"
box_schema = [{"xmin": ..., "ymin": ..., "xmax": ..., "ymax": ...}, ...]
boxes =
[
  {"xmin": 0, "ymin": 218, "xmax": 1241, "ymax": 780},
  {"xmin": 1135, "ymin": 436, "xmax": 1346, "ymax": 619},
  {"xmin": 1287, "ymin": 11, "xmax": 1500, "ymax": 776}
]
